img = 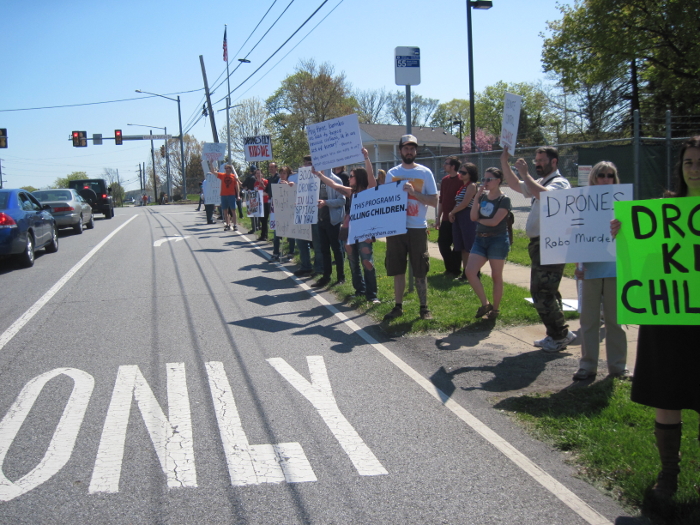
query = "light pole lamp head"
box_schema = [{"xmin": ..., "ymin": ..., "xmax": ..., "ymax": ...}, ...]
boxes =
[{"xmin": 470, "ymin": 1, "xmax": 493, "ymax": 9}]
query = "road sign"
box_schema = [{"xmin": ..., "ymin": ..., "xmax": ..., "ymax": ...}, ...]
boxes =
[
  {"xmin": 93, "ymin": 134, "xmax": 103, "ymax": 145},
  {"xmin": 395, "ymin": 46, "xmax": 420, "ymax": 86}
]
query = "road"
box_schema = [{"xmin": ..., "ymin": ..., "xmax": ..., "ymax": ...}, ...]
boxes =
[{"xmin": 0, "ymin": 206, "xmax": 635, "ymax": 524}]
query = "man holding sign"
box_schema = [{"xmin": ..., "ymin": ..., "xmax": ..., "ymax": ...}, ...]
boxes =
[
  {"xmin": 210, "ymin": 163, "xmax": 240, "ymax": 232},
  {"xmin": 383, "ymin": 134, "xmax": 438, "ymax": 321}
]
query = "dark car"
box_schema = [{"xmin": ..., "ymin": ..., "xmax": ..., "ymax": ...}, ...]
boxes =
[
  {"xmin": 0, "ymin": 189, "xmax": 59, "ymax": 267},
  {"xmin": 68, "ymin": 179, "xmax": 114, "ymax": 219},
  {"xmin": 33, "ymin": 189, "xmax": 94, "ymax": 234}
]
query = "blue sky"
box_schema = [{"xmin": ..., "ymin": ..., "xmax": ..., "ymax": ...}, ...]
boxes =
[{"xmin": 1, "ymin": 0, "xmax": 568, "ymax": 191}]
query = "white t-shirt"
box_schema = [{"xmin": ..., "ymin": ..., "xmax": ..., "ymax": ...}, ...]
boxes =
[
  {"xmin": 519, "ymin": 170, "xmax": 571, "ymax": 238},
  {"xmin": 386, "ymin": 164, "xmax": 438, "ymax": 229}
]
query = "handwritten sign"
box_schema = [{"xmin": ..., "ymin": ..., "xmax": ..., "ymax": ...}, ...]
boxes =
[
  {"xmin": 577, "ymin": 165, "xmax": 592, "ymax": 187},
  {"xmin": 499, "ymin": 93, "xmax": 522, "ymax": 152},
  {"xmin": 614, "ymin": 196, "xmax": 700, "ymax": 325},
  {"xmin": 246, "ymin": 190, "xmax": 264, "ymax": 218},
  {"xmin": 202, "ymin": 142, "xmax": 227, "ymax": 174},
  {"xmin": 539, "ymin": 184, "xmax": 633, "ymax": 264},
  {"xmin": 243, "ymin": 135, "xmax": 272, "ymax": 162},
  {"xmin": 294, "ymin": 167, "xmax": 319, "ymax": 225},
  {"xmin": 306, "ymin": 114, "xmax": 364, "ymax": 172},
  {"xmin": 204, "ymin": 173, "xmax": 221, "ymax": 206},
  {"xmin": 347, "ymin": 183, "xmax": 408, "ymax": 244},
  {"xmin": 271, "ymin": 184, "xmax": 312, "ymax": 241}
]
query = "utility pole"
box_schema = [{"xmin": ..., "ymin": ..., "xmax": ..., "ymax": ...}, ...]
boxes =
[
  {"xmin": 138, "ymin": 164, "xmax": 142, "ymax": 191},
  {"xmin": 150, "ymin": 131, "xmax": 157, "ymax": 203},
  {"xmin": 0, "ymin": 158, "xmax": 4, "ymax": 189},
  {"xmin": 200, "ymin": 55, "xmax": 218, "ymax": 143}
]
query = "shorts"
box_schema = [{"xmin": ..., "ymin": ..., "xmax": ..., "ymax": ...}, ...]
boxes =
[
  {"xmin": 385, "ymin": 228, "xmax": 430, "ymax": 278},
  {"xmin": 220, "ymin": 194, "xmax": 237, "ymax": 211},
  {"xmin": 470, "ymin": 232, "xmax": 510, "ymax": 260}
]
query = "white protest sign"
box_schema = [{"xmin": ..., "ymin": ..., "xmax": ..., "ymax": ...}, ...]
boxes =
[
  {"xmin": 306, "ymin": 114, "xmax": 364, "ymax": 172},
  {"xmin": 204, "ymin": 173, "xmax": 221, "ymax": 206},
  {"xmin": 202, "ymin": 142, "xmax": 227, "ymax": 173},
  {"xmin": 499, "ymin": 93, "xmax": 522, "ymax": 152},
  {"xmin": 269, "ymin": 195, "xmax": 276, "ymax": 230},
  {"xmin": 347, "ymin": 182, "xmax": 408, "ymax": 243},
  {"xmin": 539, "ymin": 184, "xmax": 633, "ymax": 264},
  {"xmin": 577, "ymin": 165, "xmax": 592, "ymax": 187},
  {"xmin": 243, "ymin": 135, "xmax": 272, "ymax": 161},
  {"xmin": 294, "ymin": 167, "xmax": 319, "ymax": 225},
  {"xmin": 246, "ymin": 190, "xmax": 264, "ymax": 218},
  {"xmin": 271, "ymin": 184, "xmax": 312, "ymax": 241}
]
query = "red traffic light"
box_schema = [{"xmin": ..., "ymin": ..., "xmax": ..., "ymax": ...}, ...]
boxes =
[
  {"xmin": 0, "ymin": 128, "xmax": 7, "ymax": 148},
  {"xmin": 115, "ymin": 129, "xmax": 123, "ymax": 145},
  {"xmin": 72, "ymin": 131, "xmax": 87, "ymax": 147}
]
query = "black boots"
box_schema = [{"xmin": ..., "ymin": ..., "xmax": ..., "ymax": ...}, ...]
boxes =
[{"xmin": 651, "ymin": 421, "xmax": 682, "ymax": 499}]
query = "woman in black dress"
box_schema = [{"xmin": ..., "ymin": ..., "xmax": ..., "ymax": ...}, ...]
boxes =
[{"xmin": 612, "ymin": 136, "xmax": 700, "ymax": 498}]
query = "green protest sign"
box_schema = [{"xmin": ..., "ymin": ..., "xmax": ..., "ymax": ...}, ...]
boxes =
[{"xmin": 615, "ymin": 196, "xmax": 700, "ymax": 324}]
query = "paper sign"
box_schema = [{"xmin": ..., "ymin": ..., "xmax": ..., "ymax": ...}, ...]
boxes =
[
  {"xmin": 271, "ymin": 184, "xmax": 312, "ymax": 241},
  {"xmin": 243, "ymin": 135, "xmax": 272, "ymax": 161},
  {"xmin": 539, "ymin": 184, "xmax": 633, "ymax": 264},
  {"xmin": 577, "ymin": 165, "xmax": 592, "ymax": 187},
  {"xmin": 306, "ymin": 114, "xmax": 364, "ymax": 172},
  {"xmin": 204, "ymin": 173, "xmax": 221, "ymax": 206},
  {"xmin": 202, "ymin": 142, "xmax": 227, "ymax": 173},
  {"xmin": 614, "ymin": 196, "xmax": 700, "ymax": 325},
  {"xmin": 499, "ymin": 93, "xmax": 522, "ymax": 152},
  {"xmin": 246, "ymin": 190, "xmax": 264, "ymax": 218},
  {"xmin": 294, "ymin": 167, "xmax": 319, "ymax": 225},
  {"xmin": 347, "ymin": 182, "xmax": 408, "ymax": 243}
]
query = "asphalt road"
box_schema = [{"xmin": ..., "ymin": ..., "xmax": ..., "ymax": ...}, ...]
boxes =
[{"xmin": 0, "ymin": 206, "xmax": 638, "ymax": 524}]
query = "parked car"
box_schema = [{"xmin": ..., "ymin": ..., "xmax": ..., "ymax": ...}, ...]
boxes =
[
  {"xmin": 0, "ymin": 189, "xmax": 59, "ymax": 267},
  {"xmin": 32, "ymin": 189, "xmax": 94, "ymax": 234},
  {"xmin": 67, "ymin": 179, "xmax": 114, "ymax": 219}
]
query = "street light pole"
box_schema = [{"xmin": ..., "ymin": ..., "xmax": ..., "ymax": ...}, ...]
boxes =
[{"xmin": 466, "ymin": 1, "xmax": 493, "ymax": 154}]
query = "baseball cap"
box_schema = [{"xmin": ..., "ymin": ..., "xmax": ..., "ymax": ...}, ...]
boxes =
[{"xmin": 399, "ymin": 134, "xmax": 418, "ymax": 147}]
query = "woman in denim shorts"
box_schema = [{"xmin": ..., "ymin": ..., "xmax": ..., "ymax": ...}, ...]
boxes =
[{"xmin": 465, "ymin": 167, "xmax": 511, "ymax": 320}]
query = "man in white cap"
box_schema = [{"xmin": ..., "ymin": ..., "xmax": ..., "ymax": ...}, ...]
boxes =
[{"xmin": 383, "ymin": 134, "xmax": 438, "ymax": 321}]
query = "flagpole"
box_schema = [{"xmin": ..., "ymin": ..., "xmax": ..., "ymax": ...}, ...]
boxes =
[{"xmin": 224, "ymin": 25, "xmax": 231, "ymax": 166}]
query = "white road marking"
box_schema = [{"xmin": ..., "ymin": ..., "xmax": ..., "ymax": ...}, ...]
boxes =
[
  {"xmin": 267, "ymin": 356, "xmax": 388, "ymax": 477},
  {"xmin": 153, "ymin": 235, "xmax": 191, "ymax": 247},
  {"xmin": 89, "ymin": 363, "xmax": 196, "ymax": 493},
  {"xmin": 257, "ymin": 248, "xmax": 613, "ymax": 525},
  {"xmin": 204, "ymin": 361, "xmax": 316, "ymax": 486},
  {"xmin": 0, "ymin": 215, "xmax": 138, "ymax": 353},
  {"xmin": 0, "ymin": 368, "xmax": 94, "ymax": 501}
]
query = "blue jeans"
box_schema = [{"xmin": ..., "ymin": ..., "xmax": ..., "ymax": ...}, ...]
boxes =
[{"xmin": 347, "ymin": 240, "xmax": 377, "ymax": 300}]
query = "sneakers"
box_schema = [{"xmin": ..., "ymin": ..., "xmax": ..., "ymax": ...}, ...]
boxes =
[
  {"xmin": 541, "ymin": 330, "xmax": 576, "ymax": 353},
  {"xmin": 270, "ymin": 255, "xmax": 280, "ymax": 262},
  {"xmin": 572, "ymin": 368, "xmax": 596, "ymax": 381},
  {"xmin": 383, "ymin": 305, "xmax": 404, "ymax": 321},
  {"xmin": 370, "ymin": 298, "xmax": 381, "ymax": 304},
  {"xmin": 533, "ymin": 335, "xmax": 553, "ymax": 348},
  {"xmin": 223, "ymin": 224, "xmax": 230, "ymax": 231},
  {"xmin": 419, "ymin": 307, "xmax": 433, "ymax": 320},
  {"xmin": 610, "ymin": 369, "xmax": 632, "ymax": 380},
  {"xmin": 233, "ymin": 225, "xmax": 238, "ymax": 231},
  {"xmin": 312, "ymin": 278, "xmax": 331, "ymax": 288},
  {"xmin": 294, "ymin": 269, "xmax": 313, "ymax": 277}
]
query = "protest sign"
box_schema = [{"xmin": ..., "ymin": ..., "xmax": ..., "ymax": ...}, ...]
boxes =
[
  {"xmin": 202, "ymin": 142, "xmax": 227, "ymax": 173},
  {"xmin": 271, "ymin": 184, "xmax": 312, "ymax": 241},
  {"xmin": 294, "ymin": 167, "xmax": 319, "ymax": 225},
  {"xmin": 347, "ymin": 182, "xmax": 408, "ymax": 243},
  {"xmin": 306, "ymin": 114, "xmax": 364, "ymax": 172},
  {"xmin": 577, "ymin": 165, "xmax": 592, "ymax": 187},
  {"xmin": 499, "ymin": 93, "xmax": 522, "ymax": 152},
  {"xmin": 246, "ymin": 190, "xmax": 264, "ymax": 218},
  {"xmin": 204, "ymin": 173, "xmax": 221, "ymax": 206},
  {"xmin": 539, "ymin": 184, "xmax": 633, "ymax": 264},
  {"xmin": 243, "ymin": 135, "xmax": 272, "ymax": 162},
  {"xmin": 269, "ymin": 197, "xmax": 276, "ymax": 230},
  {"xmin": 614, "ymin": 196, "xmax": 700, "ymax": 325}
]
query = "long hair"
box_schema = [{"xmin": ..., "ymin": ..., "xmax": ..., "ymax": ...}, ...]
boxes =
[
  {"xmin": 666, "ymin": 135, "xmax": 700, "ymax": 198},
  {"xmin": 588, "ymin": 161, "xmax": 619, "ymax": 186},
  {"xmin": 352, "ymin": 168, "xmax": 369, "ymax": 193},
  {"xmin": 484, "ymin": 166, "xmax": 504, "ymax": 185}
]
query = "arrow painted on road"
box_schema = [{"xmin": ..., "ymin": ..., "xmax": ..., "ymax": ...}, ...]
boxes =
[{"xmin": 154, "ymin": 236, "xmax": 191, "ymax": 247}]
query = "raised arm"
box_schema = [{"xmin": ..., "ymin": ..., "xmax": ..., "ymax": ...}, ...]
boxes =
[
  {"xmin": 312, "ymin": 169, "xmax": 352, "ymax": 197},
  {"xmin": 363, "ymin": 148, "xmax": 377, "ymax": 189},
  {"xmin": 500, "ymin": 147, "xmax": 524, "ymax": 195}
]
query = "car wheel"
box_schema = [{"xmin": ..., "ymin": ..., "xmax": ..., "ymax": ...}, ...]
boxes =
[
  {"xmin": 18, "ymin": 234, "xmax": 35, "ymax": 268},
  {"xmin": 105, "ymin": 206, "xmax": 113, "ymax": 219},
  {"xmin": 111, "ymin": 207, "xmax": 115, "ymax": 218},
  {"xmin": 86, "ymin": 214, "xmax": 95, "ymax": 229},
  {"xmin": 74, "ymin": 216, "xmax": 84, "ymax": 234},
  {"xmin": 45, "ymin": 225, "xmax": 59, "ymax": 253}
]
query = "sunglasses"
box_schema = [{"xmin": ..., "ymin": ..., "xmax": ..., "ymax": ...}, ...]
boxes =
[
  {"xmin": 597, "ymin": 173, "xmax": 615, "ymax": 179},
  {"xmin": 482, "ymin": 177, "xmax": 498, "ymax": 183},
  {"xmin": 458, "ymin": 170, "xmax": 468, "ymax": 175}
]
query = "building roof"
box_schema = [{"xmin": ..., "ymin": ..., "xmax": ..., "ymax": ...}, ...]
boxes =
[{"xmin": 359, "ymin": 123, "xmax": 460, "ymax": 148}]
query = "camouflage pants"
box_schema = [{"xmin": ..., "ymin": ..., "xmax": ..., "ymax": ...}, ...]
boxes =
[{"xmin": 528, "ymin": 237, "xmax": 569, "ymax": 339}]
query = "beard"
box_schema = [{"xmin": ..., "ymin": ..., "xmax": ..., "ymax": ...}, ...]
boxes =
[
  {"xmin": 536, "ymin": 163, "xmax": 553, "ymax": 177},
  {"xmin": 401, "ymin": 152, "xmax": 416, "ymax": 164}
]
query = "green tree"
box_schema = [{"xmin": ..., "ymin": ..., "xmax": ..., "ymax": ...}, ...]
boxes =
[
  {"xmin": 53, "ymin": 171, "xmax": 88, "ymax": 188},
  {"xmin": 385, "ymin": 91, "xmax": 439, "ymax": 127},
  {"xmin": 150, "ymin": 134, "xmax": 202, "ymax": 199},
  {"xmin": 430, "ymin": 99, "xmax": 471, "ymax": 131},
  {"xmin": 220, "ymin": 97, "xmax": 271, "ymax": 168},
  {"xmin": 20, "ymin": 185, "xmax": 38, "ymax": 192},
  {"xmin": 266, "ymin": 59, "xmax": 356, "ymax": 168}
]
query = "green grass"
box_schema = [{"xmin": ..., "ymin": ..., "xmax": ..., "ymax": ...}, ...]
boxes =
[{"xmin": 496, "ymin": 380, "xmax": 700, "ymax": 523}]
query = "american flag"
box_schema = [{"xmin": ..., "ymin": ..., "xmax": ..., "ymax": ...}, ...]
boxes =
[{"xmin": 223, "ymin": 28, "xmax": 228, "ymax": 62}]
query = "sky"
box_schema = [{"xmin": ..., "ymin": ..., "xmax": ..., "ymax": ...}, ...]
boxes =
[{"xmin": 1, "ymin": 0, "xmax": 569, "ymax": 192}]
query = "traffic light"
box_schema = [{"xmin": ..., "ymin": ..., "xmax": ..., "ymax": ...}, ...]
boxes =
[
  {"xmin": 115, "ymin": 129, "xmax": 123, "ymax": 145},
  {"xmin": 72, "ymin": 131, "xmax": 87, "ymax": 147},
  {"xmin": 0, "ymin": 129, "xmax": 7, "ymax": 148}
]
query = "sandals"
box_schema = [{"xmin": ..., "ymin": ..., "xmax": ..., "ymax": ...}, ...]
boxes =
[
  {"xmin": 486, "ymin": 309, "xmax": 500, "ymax": 320},
  {"xmin": 475, "ymin": 303, "xmax": 493, "ymax": 318}
]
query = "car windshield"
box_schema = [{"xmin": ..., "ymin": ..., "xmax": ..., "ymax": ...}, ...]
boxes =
[
  {"xmin": 34, "ymin": 190, "xmax": 73, "ymax": 202},
  {"xmin": 79, "ymin": 182, "xmax": 102, "ymax": 193},
  {"xmin": 0, "ymin": 192, "xmax": 9, "ymax": 209}
]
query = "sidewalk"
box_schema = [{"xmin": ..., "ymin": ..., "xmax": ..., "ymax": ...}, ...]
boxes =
[{"xmin": 427, "ymin": 241, "xmax": 639, "ymax": 373}]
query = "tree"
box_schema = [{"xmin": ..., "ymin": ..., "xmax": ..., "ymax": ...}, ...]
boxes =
[
  {"xmin": 53, "ymin": 171, "xmax": 88, "ymax": 188},
  {"xmin": 20, "ymin": 185, "xmax": 38, "ymax": 192},
  {"xmin": 220, "ymin": 97, "xmax": 271, "ymax": 168},
  {"xmin": 149, "ymin": 134, "xmax": 202, "ymax": 199},
  {"xmin": 385, "ymin": 91, "xmax": 439, "ymax": 127},
  {"xmin": 430, "ymin": 99, "xmax": 471, "ymax": 130},
  {"xmin": 462, "ymin": 128, "xmax": 497, "ymax": 153},
  {"xmin": 542, "ymin": 0, "xmax": 700, "ymax": 133},
  {"xmin": 353, "ymin": 88, "xmax": 390, "ymax": 124},
  {"xmin": 266, "ymin": 59, "xmax": 356, "ymax": 168}
]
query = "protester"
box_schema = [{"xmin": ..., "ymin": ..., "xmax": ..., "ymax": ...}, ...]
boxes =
[
  {"xmin": 253, "ymin": 169, "xmax": 270, "ymax": 241},
  {"xmin": 196, "ymin": 182, "xmax": 204, "ymax": 211},
  {"xmin": 212, "ymin": 163, "xmax": 240, "ymax": 232},
  {"xmin": 465, "ymin": 168, "xmax": 511, "ymax": 320},
  {"xmin": 383, "ymin": 135, "xmax": 438, "ymax": 321},
  {"xmin": 573, "ymin": 161, "xmax": 629, "ymax": 381},
  {"xmin": 201, "ymin": 178, "xmax": 216, "ymax": 224},
  {"xmin": 376, "ymin": 169, "xmax": 386, "ymax": 186},
  {"xmin": 276, "ymin": 166, "xmax": 296, "ymax": 260},
  {"xmin": 501, "ymin": 146, "xmax": 574, "ymax": 352},
  {"xmin": 436, "ymin": 156, "xmax": 465, "ymax": 277},
  {"xmin": 311, "ymin": 168, "xmax": 346, "ymax": 288},
  {"xmin": 313, "ymin": 148, "xmax": 378, "ymax": 302},
  {"xmin": 291, "ymin": 155, "xmax": 323, "ymax": 277},
  {"xmin": 448, "ymin": 162, "xmax": 478, "ymax": 281},
  {"xmin": 611, "ymin": 136, "xmax": 700, "ymax": 499}
]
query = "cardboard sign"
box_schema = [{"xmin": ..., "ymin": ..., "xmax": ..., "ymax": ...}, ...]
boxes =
[
  {"xmin": 204, "ymin": 173, "xmax": 221, "ymax": 206},
  {"xmin": 202, "ymin": 142, "xmax": 227, "ymax": 174},
  {"xmin": 347, "ymin": 183, "xmax": 408, "ymax": 244},
  {"xmin": 539, "ymin": 184, "xmax": 633, "ymax": 264},
  {"xmin": 294, "ymin": 167, "xmax": 319, "ymax": 225},
  {"xmin": 246, "ymin": 190, "xmax": 264, "ymax": 218},
  {"xmin": 614, "ymin": 196, "xmax": 700, "ymax": 325},
  {"xmin": 306, "ymin": 114, "xmax": 364, "ymax": 172},
  {"xmin": 243, "ymin": 135, "xmax": 272, "ymax": 162},
  {"xmin": 271, "ymin": 184, "xmax": 312, "ymax": 241},
  {"xmin": 499, "ymin": 93, "xmax": 522, "ymax": 152}
]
